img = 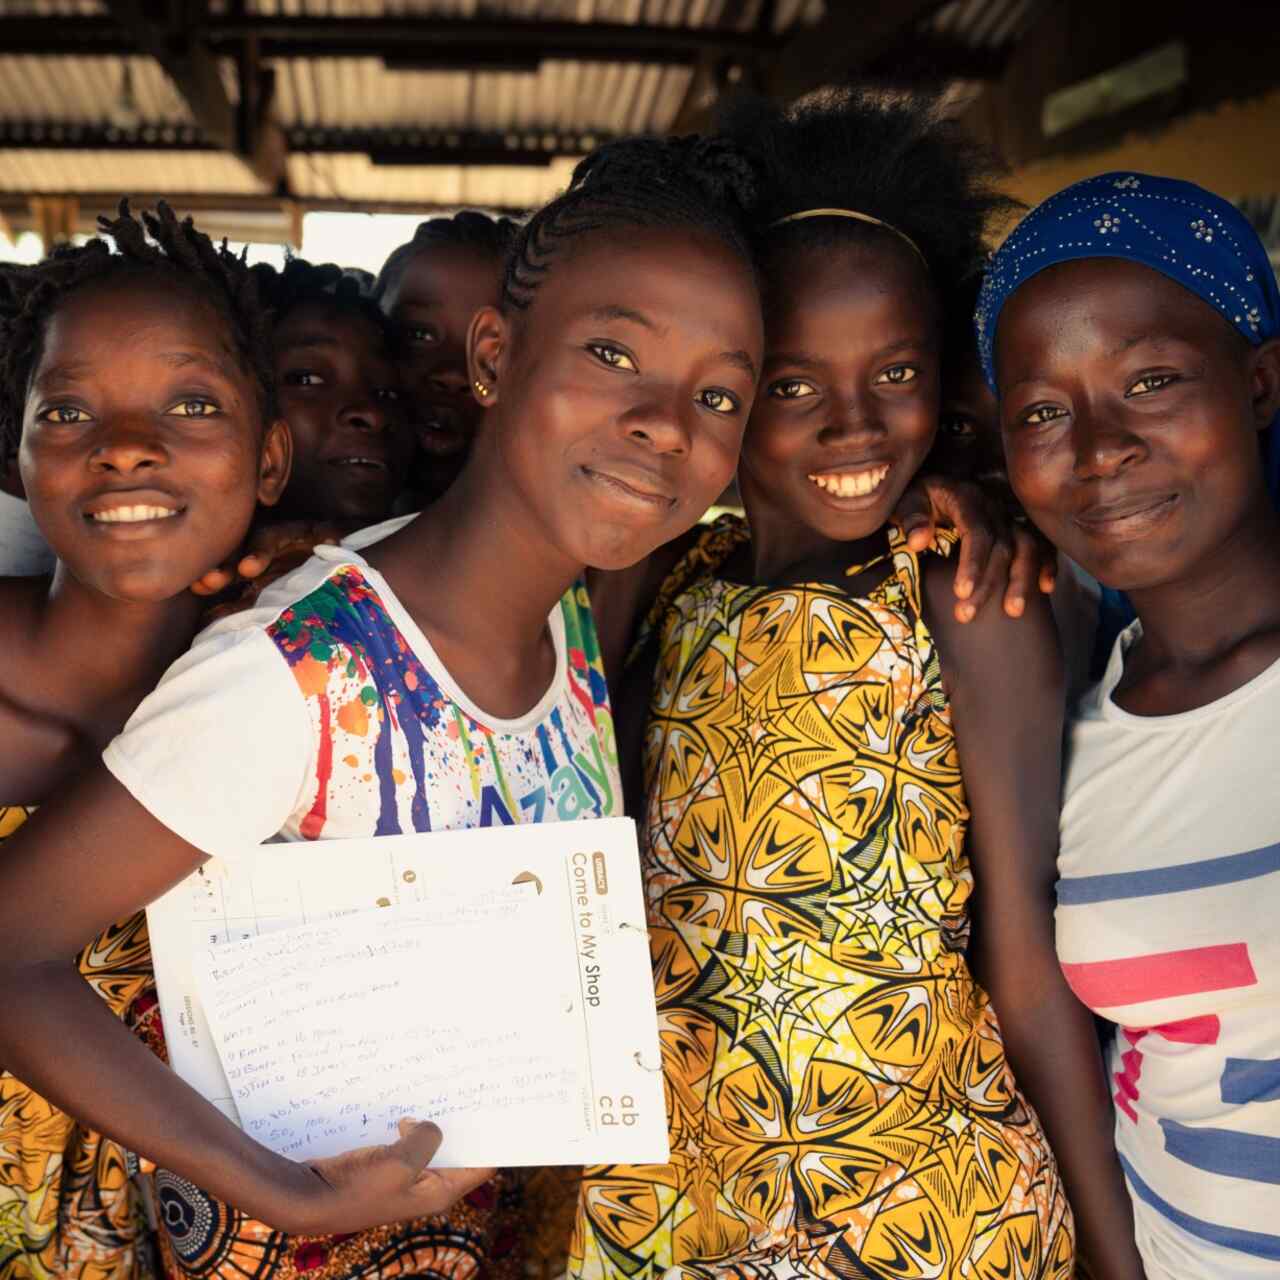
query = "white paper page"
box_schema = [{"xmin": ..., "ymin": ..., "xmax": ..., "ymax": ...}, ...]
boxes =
[{"xmin": 147, "ymin": 818, "xmax": 668, "ymax": 1166}]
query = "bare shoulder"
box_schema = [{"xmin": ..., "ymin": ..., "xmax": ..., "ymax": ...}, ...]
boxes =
[{"xmin": 920, "ymin": 552, "xmax": 1062, "ymax": 701}]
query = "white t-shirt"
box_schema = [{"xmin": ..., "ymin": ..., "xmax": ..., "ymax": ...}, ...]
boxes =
[
  {"xmin": 1056, "ymin": 622, "xmax": 1280, "ymax": 1278},
  {"xmin": 0, "ymin": 490, "xmax": 56, "ymax": 577},
  {"xmin": 104, "ymin": 516, "xmax": 622, "ymax": 857}
]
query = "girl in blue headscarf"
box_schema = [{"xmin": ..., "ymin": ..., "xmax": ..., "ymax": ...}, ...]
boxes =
[{"xmin": 979, "ymin": 172, "xmax": 1280, "ymax": 1280}]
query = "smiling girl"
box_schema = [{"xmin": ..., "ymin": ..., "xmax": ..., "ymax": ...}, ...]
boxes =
[
  {"xmin": 0, "ymin": 136, "xmax": 766, "ymax": 1280},
  {"xmin": 980, "ymin": 173, "xmax": 1280, "ymax": 1280},
  {"xmin": 571, "ymin": 92, "xmax": 1142, "ymax": 1280},
  {"xmin": 0, "ymin": 202, "xmax": 291, "ymax": 1278}
]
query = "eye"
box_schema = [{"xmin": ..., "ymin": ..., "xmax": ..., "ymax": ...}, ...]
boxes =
[
  {"xmin": 940, "ymin": 412, "xmax": 977, "ymax": 440},
  {"xmin": 1021, "ymin": 404, "xmax": 1068, "ymax": 427},
  {"xmin": 697, "ymin": 388, "xmax": 739, "ymax": 415},
  {"xmin": 405, "ymin": 325, "xmax": 440, "ymax": 345},
  {"xmin": 586, "ymin": 342, "xmax": 637, "ymax": 372},
  {"xmin": 284, "ymin": 370, "xmax": 326, "ymax": 388},
  {"xmin": 37, "ymin": 404, "xmax": 92, "ymax": 425},
  {"xmin": 876, "ymin": 365, "xmax": 918, "ymax": 385},
  {"xmin": 1126, "ymin": 372, "xmax": 1177, "ymax": 397},
  {"xmin": 375, "ymin": 387, "xmax": 401, "ymax": 403},
  {"xmin": 169, "ymin": 398, "xmax": 221, "ymax": 418},
  {"xmin": 768, "ymin": 378, "xmax": 818, "ymax": 399}
]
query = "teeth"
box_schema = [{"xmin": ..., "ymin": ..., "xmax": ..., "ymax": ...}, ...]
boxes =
[
  {"xmin": 90, "ymin": 504, "xmax": 180, "ymax": 523},
  {"xmin": 807, "ymin": 466, "xmax": 890, "ymax": 497},
  {"xmin": 334, "ymin": 456, "xmax": 385, "ymax": 468}
]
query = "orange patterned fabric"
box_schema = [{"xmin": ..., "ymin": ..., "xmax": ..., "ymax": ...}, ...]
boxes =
[
  {"xmin": 571, "ymin": 517, "xmax": 1075, "ymax": 1280},
  {"xmin": 0, "ymin": 805, "xmax": 157, "ymax": 1280}
]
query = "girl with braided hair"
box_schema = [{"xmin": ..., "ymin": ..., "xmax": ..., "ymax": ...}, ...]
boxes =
[
  {"xmin": 374, "ymin": 211, "xmax": 521, "ymax": 504},
  {"xmin": 0, "ymin": 200, "xmax": 292, "ymax": 1278},
  {"xmin": 570, "ymin": 90, "xmax": 1144, "ymax": 1280},
  {"xmin": 0, "ymin": 134, "xmax": 768, "ymax": 1280}
]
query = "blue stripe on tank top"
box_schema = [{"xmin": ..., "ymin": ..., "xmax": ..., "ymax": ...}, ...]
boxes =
[
  {"xmin": 1119, "ymin": 1153, "xmax": 1280, "ymax": 1260},
  {"xmin": 1160, "ymin": 1119, "xmax": 1280, "ymax": 1185},
  {"xmin": 1056, "ymin": 839, "xmax": 1280, "ymax": 905},
  {"xmin": 1221, "ymin": 1058, "xmax": 1280, "ymax": 1105}
]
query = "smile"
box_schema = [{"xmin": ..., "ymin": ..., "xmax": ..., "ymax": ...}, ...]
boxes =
[
  {"xmin": 329, "ymin": 456, "xmax": 388, "ymax": 471},
  {"xmin": 581, "ymin": 466, "xmax": 675, "ymax": 509},
  {"xmin": 86, "ymin": 503, "xmax": 183, "ymax": 524},
  {"xmin": 1075, "ymin": 493, "xmax": 1179, "ymax": 536},
  {"xmin": 807, "ymin": 464, "xmax": 891, "ymax": 498}
]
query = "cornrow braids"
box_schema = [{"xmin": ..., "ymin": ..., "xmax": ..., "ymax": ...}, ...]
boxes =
[
  {"xmin": 0, "ymin": 200, "xmax": 275, "ymax": 457},
  {"xmin": 502, "ymin": 134, "xmax": 759, "ymax": 312},
  {"xmin": 252, "ymin": 254, "xmax": 394, "ymax": 347},
  {"xmin": 719, "ymin": 88, "xmax": 1019, "ymax": 329},
  {"xmin": 373, "ymin": 210, "xmax": 522, "ymax": 306}
]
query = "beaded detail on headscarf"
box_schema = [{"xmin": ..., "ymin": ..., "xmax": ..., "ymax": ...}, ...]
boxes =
[{"xmin": 975, "ymin": 172, "xmax": 1280, "ymax": 393}]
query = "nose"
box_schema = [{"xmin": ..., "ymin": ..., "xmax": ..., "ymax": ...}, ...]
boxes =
[
  {"xmin": 619, "ymin": 392, "xmax": 691, "ymax": 456},
  {"xmin": 817, "ymin": 388, "xmax": 885, "ymax": 445},
  {"xmin": 340, "ymin": 395, "xmax": 388, "ymax": 434},
  {"xmin": 1071, "ymin": 404, "xmax": 1146, "ymax": 480},
  {"xmin": 424, "ymin": 364, "xmax": 470, "ymax": 397},
  {"xmin": 88, "ymin": 419, "xmax": 168, "ymax": 474}
]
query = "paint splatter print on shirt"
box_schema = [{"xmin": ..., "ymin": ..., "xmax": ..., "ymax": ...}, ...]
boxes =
[{"xmin": 265, "ymin": 565, "xmax": 619, "ymax": 841}]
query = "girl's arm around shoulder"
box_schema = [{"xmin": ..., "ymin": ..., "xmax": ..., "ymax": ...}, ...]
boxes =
[{"xmin": 922, "ymin": 558, "xmax": 1146, "ymax": 1280}]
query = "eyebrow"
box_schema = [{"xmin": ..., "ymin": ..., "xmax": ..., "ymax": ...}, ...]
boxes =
[
  {"xmin": 720, "ymin": 349, "xmax": 758, "ymax": 380},
  {"xmin": 34, "ymin": 350, "xmax": 236, "ymax": 386},
  {"xmin": 588, "ymin": 304, "xmax": 662, "ymax": 333},
  {"xmin": 275, "ymin": 333, "xmax": 342, "ymax": 354}
]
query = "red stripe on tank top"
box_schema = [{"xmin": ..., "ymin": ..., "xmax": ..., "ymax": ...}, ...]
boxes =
[{"xmin": 1062, "ymin": 943, "xmax": 1256, "ymax": 1009}]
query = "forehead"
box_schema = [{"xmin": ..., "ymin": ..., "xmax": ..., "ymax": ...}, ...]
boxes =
[
  {"xmin": 386, "ymin": 243, "xmax": 503, "ymax": 312},
  {"xmin": 525, "ymin": 225, "xmax": 762, "ymax": 349},
  {"xmin": 275, "ymin": 298, "xmax": 388, "ymax": 354},
  {"xmin": 46, "ymin": 274, "xmax": 230, "ymax": 344},
  {"xmin": 997, "ymin": 257, "xmax": 1241, "ymax": 370},
  {"xmin": 36, "ymin": 275, "xmax": 240, "ymax": 372},
  {"xmin": 765, "ymin": 240, "xmax": 936, "ymax": 335}
]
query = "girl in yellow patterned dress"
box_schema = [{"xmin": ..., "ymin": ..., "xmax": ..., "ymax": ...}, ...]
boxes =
[
  {"xmin": 571, "ymin": 93, "xmax": 1146, "ymax": 1280},
  {"xmin": 0, "ymin": 204, "xmax": 292, "ymax": 1279}
]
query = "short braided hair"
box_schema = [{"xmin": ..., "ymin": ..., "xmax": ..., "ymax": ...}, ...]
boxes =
[
  {"xmin": 373, "ymin": 210, "xmax": 522, "ymax": 306},
  {"xmin": 252, "ymin": 254, "xmax": 393, "ymax": 347},
  {"xmin": 0, "ymin": 200, "xmax": 274, "ymax": 457},
  {"xmin": 720, "ymin": 88, "xmax": 1018, "ymax": 330},
  {"xmin": 502, "ymin": 134, "xmax": 759, "ymax": 311}
]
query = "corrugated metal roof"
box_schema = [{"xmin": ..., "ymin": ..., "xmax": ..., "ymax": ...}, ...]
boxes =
[{"xmin": 0, "ymin": 148, "xmax": 264, "ymax": 193}]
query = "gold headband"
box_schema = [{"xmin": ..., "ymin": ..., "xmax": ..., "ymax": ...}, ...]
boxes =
[{"xmin": 770, "ymin": 208, "xmax": 927, "ymax": 269}]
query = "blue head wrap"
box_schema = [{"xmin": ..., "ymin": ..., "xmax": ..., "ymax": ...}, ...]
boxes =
[{"xmin": 975, "ymin": 172, "xmax": 1280, "ymax": 493}]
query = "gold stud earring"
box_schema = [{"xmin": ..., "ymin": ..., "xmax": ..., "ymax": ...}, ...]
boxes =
[{"xmin": 474, "ymin": 379, "xmax": 490, "ymax": 398}]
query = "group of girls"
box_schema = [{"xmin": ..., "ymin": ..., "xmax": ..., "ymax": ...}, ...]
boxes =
[{"xmin": 0, "ymin": 82, "xmax": 1274, "ymax": 1280}]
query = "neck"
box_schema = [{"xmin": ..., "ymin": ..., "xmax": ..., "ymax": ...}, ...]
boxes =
[
  {"xmin": 746, "ymin": 501, "xmax": 885, "ymax": 585},
  {"xmin": 1125, "ymin": 503, "xmax": 1280, "ymax": 667},
  {"xmin": 380, "ymin": 430, "xmax": 584, "ymax": 653},
  {"xmin": 35, "ymin": 565, "xmax": 205, "ymax": 716}
]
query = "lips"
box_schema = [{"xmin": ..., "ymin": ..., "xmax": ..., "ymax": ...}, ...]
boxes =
[
  {"xmin": 415, "ymin": 404, "xmax": 472, "ymax": 457},
  {"xmin": 82, "ymin": 488, "xmax": 186, "ymax": 526},
  {"xmin": 580, "ymin": 464, "xmax": 676, "ymax": 510},
  {"xmin": 327, "ymin": 455, "xmax": 388, "ymax": 472},
  {"xmin": 807, "ymin": 461, "xmax": 892, "ymax": 499},
  {"xmin": 1075, "ymin": 492, "xmax": 1179, "ymax": 532}
]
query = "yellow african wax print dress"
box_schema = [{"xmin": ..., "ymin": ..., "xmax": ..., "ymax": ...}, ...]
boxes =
[
  {"xmin": 0, "ymin": 804, "xmax": 158, "ymax": 1280},
  {"xmin": 570, "ymin": 517, "xmax": 1074, "ymax": 1280}
]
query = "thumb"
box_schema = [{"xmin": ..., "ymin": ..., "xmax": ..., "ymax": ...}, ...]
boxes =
[{"xmin": 391, "ymin": 1119, "xmax": 443, "ymax": 1173}]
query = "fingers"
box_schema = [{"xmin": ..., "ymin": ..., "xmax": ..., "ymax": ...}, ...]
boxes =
[
  {"xmin": 1002, "ymin": 527, "xmax": 1042, "ymax": 618},
  {"xmin": 390, "ymin": 1119, "xmax": 443, "ymax": 1171},
  {"xmin": 955, "ymin": 538, "xmax": 1010, "ymax": 623},
  {"xmin": 889, "ymin": 486, "xmax": 936, "ymax": 552},
  {"xmin": 408, "ymin": 1164, "xmax": 496, "ymax": 1214},
  {"xmin": 952, "ymin": 523, "xmax": 993, "ymax": 610},
  {"xmin": 189, "ymin": 567, "xmax": 233, "ymax": 596},
  {"xmin": 236, "ymin": 553, "xmax": 270, "ymax": 581}
]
